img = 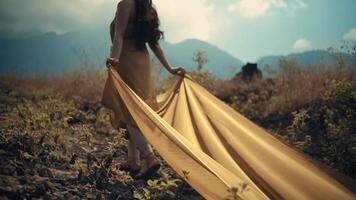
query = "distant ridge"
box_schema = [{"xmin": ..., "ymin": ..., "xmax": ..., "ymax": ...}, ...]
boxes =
[
  {"xmin": 1, "ymin": 29, "xmax": 353, "ymax": 78},
  {"xmin": 0, "ymin": 29, "xmax": 244, "ymax": 79},
  {"xmin": 159, "ymin": 39, "xmax": 244, "ymax": 78},
  {"xmin": 257, "ymin": 50, "xmax": 354, "ymax": 75}
]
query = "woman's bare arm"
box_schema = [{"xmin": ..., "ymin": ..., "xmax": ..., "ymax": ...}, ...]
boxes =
[
  {"xmin": 110, "ymin": 19, "xmax": 115, "ymax": 44},
  {"xmin": 110, "ymin": 0, "xmax": 134, "ymax": 60},
  {"xmin": 149, "ymin": 43, "xmax": 185, "ymax": 75}
]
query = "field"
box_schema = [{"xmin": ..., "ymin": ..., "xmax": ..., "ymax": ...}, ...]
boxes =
[{"xmin": 0, "ymin": 55, "xmax": 355, "ymax": 199}]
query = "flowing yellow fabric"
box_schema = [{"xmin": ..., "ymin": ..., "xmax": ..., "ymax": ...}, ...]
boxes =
[{"xmin": 104, "ymin": 67, "xmax": 355, "ymax": 200}]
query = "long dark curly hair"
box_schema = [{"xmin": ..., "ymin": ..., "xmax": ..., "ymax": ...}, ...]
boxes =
[{"xmin": 133, "ymin": 0, "xmax": 164, "ymax": 49}]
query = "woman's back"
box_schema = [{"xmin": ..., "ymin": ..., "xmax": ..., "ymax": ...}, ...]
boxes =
[{"xmin": 110, "ymin": 0, "xmax": 136, "ymax": 41}]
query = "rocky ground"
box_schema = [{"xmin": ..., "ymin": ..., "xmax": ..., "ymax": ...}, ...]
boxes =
[{"xmin": 0, "ymin": 80, "xmax": 203, "ymax": 200}]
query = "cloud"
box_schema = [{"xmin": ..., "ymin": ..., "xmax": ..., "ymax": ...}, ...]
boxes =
[
  {"xmin": 155, "ymin": 0, "xmax": 216, "ymax": 43},
  {"xmin": 0, "ymin": 0, "xmax": 217, "ymax": 43},
  {"xmin": 343, "ymin": 28, "xmax": 356, "ymax": 41},
  {"xmin": 295, "ymin": 0, "xmax": 308, "ymax": 9},
  {"xmin": 227, "ymin": 0, "xmax": 306, "ymax": 19},
  {"xmin": 293, "ymin": 38, "xmax": 312, "ymax": 50},
  {"xmin": 0, "ymin": 0, "xmax": 116, "ymax": 33},
  {"xmin": 230, "ymin": 0, "xmax": 288, "ymax": 19}
]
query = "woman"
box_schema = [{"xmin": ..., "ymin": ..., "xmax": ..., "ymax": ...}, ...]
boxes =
[{"xmin": 102, "ymin": 0, "xmax": 185, "ymax": 179}]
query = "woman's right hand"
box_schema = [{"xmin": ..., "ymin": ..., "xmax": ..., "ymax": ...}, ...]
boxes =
[
  {"xmin": 106, "ymin": 57, "xmax": 119, "ymax": 68},
  {"xmin": 169, "ymin": 66, "xmax": 186, "ymax": 76}
]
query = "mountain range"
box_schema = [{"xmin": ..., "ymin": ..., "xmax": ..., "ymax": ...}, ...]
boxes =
[
  {"xmin": 0, "ymin": 29, "xmax": 353, "ymax": 79},
  {"xmin": 257, "ymin": 50, "xmax": 354, "ymax": 75},
  {"xmin": 0, "ymin": 29, "xmax": 244, "ymax": 78}
]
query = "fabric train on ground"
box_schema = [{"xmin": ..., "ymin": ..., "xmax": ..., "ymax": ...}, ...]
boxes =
[{"xmin": 105, "ymin": 67, "xmax": 355, "ymax": 200}]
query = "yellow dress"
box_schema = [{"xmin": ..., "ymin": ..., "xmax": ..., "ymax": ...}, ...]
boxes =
[{"xmin": 102, "ymin": 39, "xmax": 158, "ymax": 129}]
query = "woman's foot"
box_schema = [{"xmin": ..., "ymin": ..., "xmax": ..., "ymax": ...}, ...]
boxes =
[
  {"xmin": 134, "ymin": 153, "xmax": 161, "ymax": 179},
  {"xmin": 119, "ymin": 158, "xmax": 141, "ymax": 174}
]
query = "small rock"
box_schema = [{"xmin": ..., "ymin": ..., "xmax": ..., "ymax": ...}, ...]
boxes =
[
  {"xmin": 36, "ymin": 165, "xmax": 53, "ymax": 178},
  {"xmin": 0, "ymin": 164, "xmax": 16, "ymax": 175},
  {"xmin": 0, "ymin": 176, "xmax": 23, "ymax": 195},
  {"xmin": 64, "ymin": 192, "xmax": 74, "ymax": 199},
  {"xmin": 43, "ymin": 181, "xmax": 57, "ymax": 192},
  {"xmin": 34, "ymin": 184, "xmax": 47, "ymax": 196}
]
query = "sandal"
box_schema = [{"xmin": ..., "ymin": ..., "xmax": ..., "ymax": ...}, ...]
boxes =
[
  {"xmin": 134, "ymin": 153, "xmax": 161, "ymax": 179},
  {"xmin": 119, "ymin": 158, "xmax": 141, "ymax": 174}
]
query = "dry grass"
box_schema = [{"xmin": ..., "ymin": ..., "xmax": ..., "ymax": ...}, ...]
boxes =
[
  {"xmin": 50, "ymin": 66, "xmax": 107, "ymax": 102},
  {"xmin": 181, "ymin": 57, "xmax": 356, "ymax": 119},
  {"xmin": 265, "ymin": 59, "xmax": 355, "ymax": 115},
  {"xmin": 1, "ymin": 66, "xmax": 107, "ymax": 102},
  {"xmin": 1, "ymin": 57, "xmax": 355, "ymax": 112}
]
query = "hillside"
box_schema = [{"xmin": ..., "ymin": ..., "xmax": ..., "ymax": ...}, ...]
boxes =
[
  {"xmin": 159, "ymin": 39, "xmax": 244, "ymax": 78},
  {"xmin": 0, "ymin": 30, "xmax": 244, "ymax": 79},
  {"xmin": 258, "ymin": 50, "xmax": 354, "ymax": 75}
]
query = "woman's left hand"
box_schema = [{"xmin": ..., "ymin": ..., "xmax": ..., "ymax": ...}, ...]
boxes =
[
  {"xmin": 106, "ymin": 57, "xmax": 119, "ymax": 68},
  {"xmin": 169, "ymin": 66, "xmax": 186, "ymax": 76}
]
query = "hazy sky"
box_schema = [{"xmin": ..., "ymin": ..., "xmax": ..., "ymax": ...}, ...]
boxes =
[{"xmin": 0, "ymin": 0, "xmax": 355, "ymax": 61}]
